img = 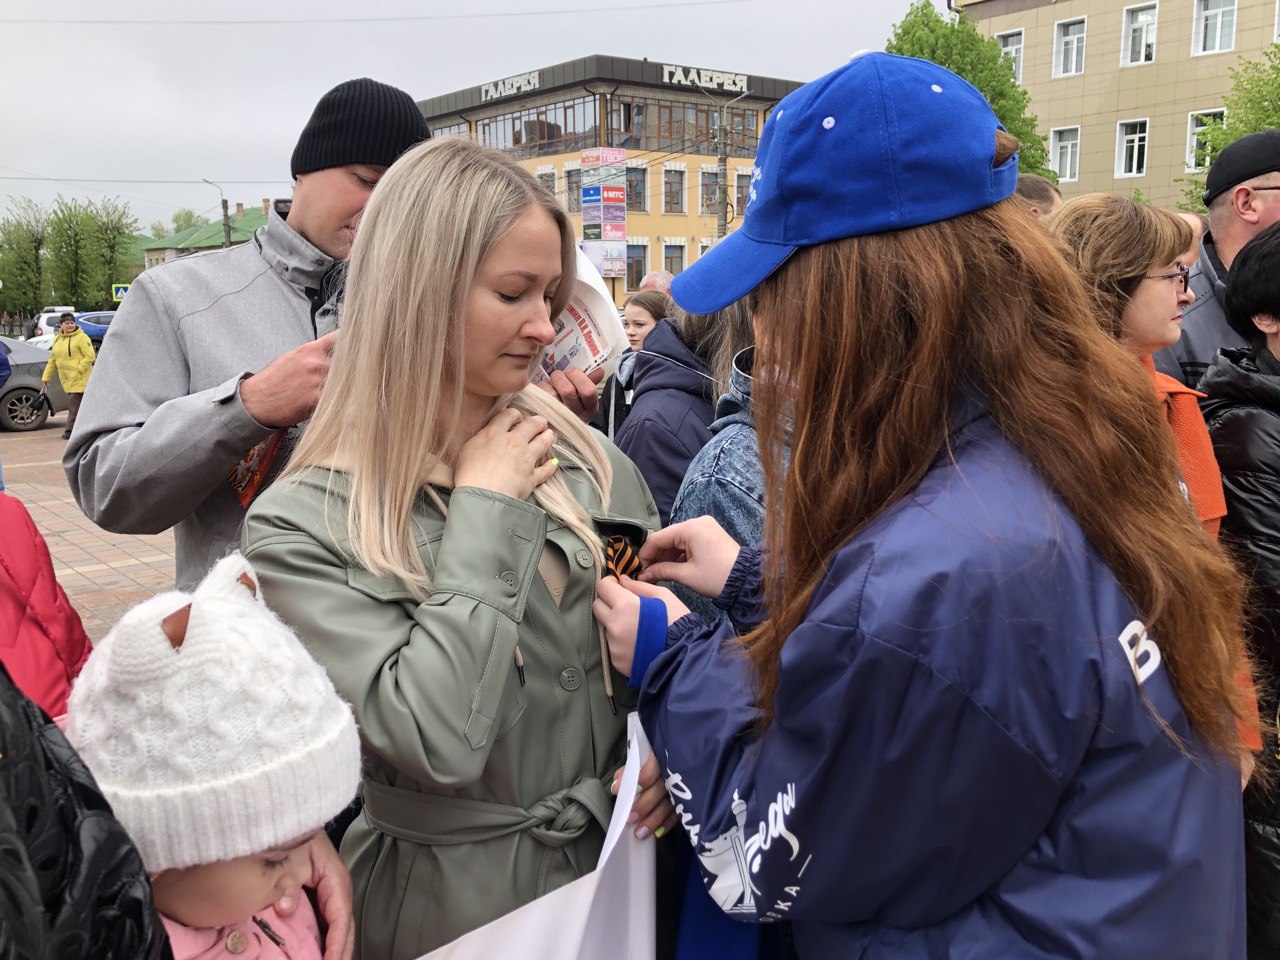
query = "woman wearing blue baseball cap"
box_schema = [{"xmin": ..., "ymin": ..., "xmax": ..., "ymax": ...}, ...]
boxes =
[{"xmin": 593, "ymin": 52, "xmax": 1251, "ymax": 958}]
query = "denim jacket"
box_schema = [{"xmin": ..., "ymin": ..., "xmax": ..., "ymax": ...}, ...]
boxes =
[{"xmin": 670, "ymin": 348, "xmax": 765, "ymax": 621}]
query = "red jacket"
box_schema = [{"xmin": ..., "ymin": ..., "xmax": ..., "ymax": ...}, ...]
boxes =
[{"xmin": 0, "ymin": 493, "xmax": 91, "ymax": 716}]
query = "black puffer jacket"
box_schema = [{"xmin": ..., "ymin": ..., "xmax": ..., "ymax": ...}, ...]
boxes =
[
  {"xmin": 0, "ymin": 662, "xmax": 171, "ymax": 960},
  {"xmin": 1201, "ymin": 345, "xmax": 1280, "ymax": 959}
]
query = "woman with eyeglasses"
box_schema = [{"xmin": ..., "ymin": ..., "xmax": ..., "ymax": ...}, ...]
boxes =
[
  {"xmin": 1047, "ymin": 194, "xmax": 1262, "ymax": 780},
  {"xmin": 1046, "ymin": 194, "xmax": 1226, "ymax": 537}
]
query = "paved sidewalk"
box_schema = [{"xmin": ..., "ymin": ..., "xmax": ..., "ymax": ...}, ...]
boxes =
[{"xmin": 1, "ymin": 414, "xmax": 175, "ymax": 640}]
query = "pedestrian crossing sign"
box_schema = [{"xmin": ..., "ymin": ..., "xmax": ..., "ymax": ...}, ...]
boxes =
[{"xmin": 112, "ymin": 283, "xmax": 130, "ymax": 302}]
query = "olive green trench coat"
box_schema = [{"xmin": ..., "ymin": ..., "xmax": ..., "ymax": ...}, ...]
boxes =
[{"xmin": 241, "ymin": 442, "xmax": 658, "ymax": 960}]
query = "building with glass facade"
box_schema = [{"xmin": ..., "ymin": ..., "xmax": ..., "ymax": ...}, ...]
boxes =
[{"xmin": 417, "ymin": 55, "xmax": 802, "ymax": 304}]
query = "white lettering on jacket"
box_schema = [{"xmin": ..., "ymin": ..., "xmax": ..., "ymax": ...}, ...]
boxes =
[{"xmin": 1118, "ymin": 620, "xmax": 1162, "ymax": 686}]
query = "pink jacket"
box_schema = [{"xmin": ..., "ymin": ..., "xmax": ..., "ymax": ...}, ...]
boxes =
[{"xmin": 162, "ymin": 901, "xmax": 321, "ymax": 960}]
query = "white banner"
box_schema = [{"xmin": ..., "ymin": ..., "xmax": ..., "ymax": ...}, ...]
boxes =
[{"xmin": 420, "ymin": 714, "xmax": 656, "ymax": 960}]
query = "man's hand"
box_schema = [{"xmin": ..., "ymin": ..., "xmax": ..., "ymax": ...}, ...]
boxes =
[
  {"xmin": 240, "ymin": 331, "xmax": 338, "ymax": 428},
  {"xmin": 275, "ymin": 832, "xmax": 354, "ymax": 960},
  {"xmin": 535, "ymin": 367, "xmax": 604, "ymax": 422}
]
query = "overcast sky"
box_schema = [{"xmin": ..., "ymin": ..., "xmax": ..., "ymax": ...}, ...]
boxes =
[{"xmin": 1, "ymin": 0, "xmax": 925, "ymax": 231}]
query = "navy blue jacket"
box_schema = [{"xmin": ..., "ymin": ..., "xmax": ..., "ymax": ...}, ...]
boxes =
[
  {"xmin": 639, "ymin": 400, "xmax": 1245, "ymax": 959},
  {"xmin": 615, "ymin": 320, "xmax": 716, "ymax": 525},
  {"xmin": 0, "ymin": 344, "xmax": 10, "ymax": 391}
]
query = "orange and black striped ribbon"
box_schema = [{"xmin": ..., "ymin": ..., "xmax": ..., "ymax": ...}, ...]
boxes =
[{"xmin": 604, "ymin": 535, "xmax": 643, "ymax": 580}]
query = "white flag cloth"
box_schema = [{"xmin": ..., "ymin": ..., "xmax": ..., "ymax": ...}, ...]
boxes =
[{"xmin": 419, "ymin": 713, "xmax": 657, "ymax": 960}]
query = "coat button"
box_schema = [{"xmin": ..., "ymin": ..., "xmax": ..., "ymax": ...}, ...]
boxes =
[
  {"xmin": 499, "ymin": 570, "xmax": 518, "ymax": 588},
  {"xmin": 225, "ymin": 930, "xmax": 248, "ymax": 954},
  {"xmin": 575, "ymin": 548, "xmax": 593, "ymax": 568},
  {"xmin": 559, "ymin": 667, "xmax": 583, "ymax": 691}
]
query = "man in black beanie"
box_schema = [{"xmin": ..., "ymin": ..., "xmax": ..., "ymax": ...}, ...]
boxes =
[
  {"xmin": 1156, "ymin": 128, "xmax": 1280, "ymax": 386},
  {"xmin": 66, "ymin": 77, "xmax": 431, "ymax": 591}
]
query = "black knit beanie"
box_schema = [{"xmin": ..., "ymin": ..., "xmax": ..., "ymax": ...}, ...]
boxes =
[{"xmin": 290, "ymin": 78, "xmax": 431, "ymax": 178}]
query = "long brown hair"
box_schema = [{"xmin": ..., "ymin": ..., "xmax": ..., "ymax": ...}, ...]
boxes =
[
  {"xmin": 747, "ymin": 134, "xmax": 1251, "ymax": 757},
  {"xmin": 672, "ymin": 298, "xmax": 756, "ymax": 396},
  {"xmin": 1044, "ymin": 193, "xmax": 1192, "ymax": 338}
]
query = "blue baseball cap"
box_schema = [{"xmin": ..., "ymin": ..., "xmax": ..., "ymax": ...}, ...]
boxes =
[{"xmin": 671, "ymin": 52, "xmax": 1019, "ymax": 314}]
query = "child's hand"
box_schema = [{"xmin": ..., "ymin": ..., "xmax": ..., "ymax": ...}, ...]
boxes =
[{"xmin": 275, "ymin": 833, "xmax": 353, "ymax": 960}]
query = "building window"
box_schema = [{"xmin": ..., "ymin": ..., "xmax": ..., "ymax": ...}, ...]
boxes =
[
  {"xmin": 610, "ymin": 96, "xmax": 759, "ymax": 158},
  {"xmin": 626, "ymin": 167, "xmax": 647, "ymax": 212},
  {"xmin": 1194, "ymin": 0, "xmax": 1235, "ymax": 53},
  {"xmin": 536, "ymin": 172, "xmax": 555, "ymax": 196},
  {"xmin": 1050, "ymin": 127, "xmax": 1081, "ymax": 182},
  {"xmin": 1116, "ymin": 119, "xmax": 1149, "ymax": 177},
  {"xmin": 1122, "ymin": 4, "xmax": 1157, "ymax": 65},
  {"xmin": 432, "ymin": 121, "xmax": 469, "ymax": 139},
  {"xmin": 997, "ymin": 30, "xmax": 1024, "ymax": 82},
  {"xmin": 700, "ymin": 172, "xmax": 720, "ymax": 216},
  {"xmin": 475, "ymin": 94, "xmax": 599, "ymax": 159},
  {"xmin": 1187, "ymin": 109, "xmax": 1226, "ymax": 170},
  {"xmin": 699, "ymin": 242, "xmax": 713, "ymax": 259},
  {"xmin": 735, "ymin": 172, "xmax": 751, "ymax": 219},
  {"xmin": 664, "ymin": 244, "xmax": 685, "ymax": 276},
  {"xmin": 664, "ymin": 169, "xmax": 685, "ymax": 214},
  {"xmin": 1055, "ymin": 19, "xmax": 1087, "ymax": 76},
  {"xmin": 626, "ymin": 244, "xmax": 648, "ymax": 291},
  {"xmin": 565, "ymin": 169, "xmax": 582, "ymax": 213}
]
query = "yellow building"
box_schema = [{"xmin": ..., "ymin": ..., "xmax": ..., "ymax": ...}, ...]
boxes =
[
  {"xmin": 957, "ymin": 0, "xmax": 1277, "ymax": 207},
  {"xmin": 417, "ymin": 55, "xmax": 801, "ymax": 305}
]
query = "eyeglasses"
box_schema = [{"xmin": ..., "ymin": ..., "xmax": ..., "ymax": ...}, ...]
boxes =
[{"xmin": 1142, "ymin": 263, "xmax": 1190, "ymax": 293}]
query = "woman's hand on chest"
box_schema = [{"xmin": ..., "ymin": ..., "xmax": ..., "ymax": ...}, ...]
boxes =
[{"xmin": 455, "ymin": 407, "xmax": 560, "ymax": 501}]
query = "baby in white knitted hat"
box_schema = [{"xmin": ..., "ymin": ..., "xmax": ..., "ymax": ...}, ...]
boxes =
[{"xmin": 66, "ymin": 553, "xmax": 362, "ymax": 960}]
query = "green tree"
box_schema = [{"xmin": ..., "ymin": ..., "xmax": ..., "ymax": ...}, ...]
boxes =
[
  {"xmin": 45, "ymin": 196, "xmax": 101, "ymax": 308},
  {"xmin": 149, "ymin": 207, "xmax": 210, "ymax": 241},
  {"xmin": 1177, "ymin": 43, "xmax": 1280, "ymax": 211},
  {"xmin": 0, "ymin": 198, "xmax": 49, "ymax": 318},
  {"xmin": 886, "ymin": 0, "xmax": 1052, "ymax": 178},
  {"xmin": 93, "ymin": 198, "xmax": 139, "ymax": 309}
]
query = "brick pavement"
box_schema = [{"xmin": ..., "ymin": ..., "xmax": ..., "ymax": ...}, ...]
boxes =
[{"xmin": 1, "ymin": 413, "xmax": 176, "ymax": 640}]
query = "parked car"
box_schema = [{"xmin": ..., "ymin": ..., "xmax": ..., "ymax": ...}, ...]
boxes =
[
  {"xmin": 32, "ymin": 307, "xmax": 78, "ymax": 338},
  {"xmin": 0, "ymin": 337, "xmax": 70, "ymax": 431},
  {"xmin": 75, "ymin": 311, "xmax": 115, "ymax": 349}
]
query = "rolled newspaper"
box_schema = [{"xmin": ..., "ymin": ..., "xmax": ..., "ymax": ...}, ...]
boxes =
[{"xmin": 533, "ymin": 248, "xmax": 626, "ymax": 383}]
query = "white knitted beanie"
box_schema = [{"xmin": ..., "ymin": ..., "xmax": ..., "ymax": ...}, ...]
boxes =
[{"xmin": 66, "ymin": 553, "xmax": 361, "ymax": 873}]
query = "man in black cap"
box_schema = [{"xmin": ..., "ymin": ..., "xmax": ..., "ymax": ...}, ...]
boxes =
[
  {"xmin": 66, "ymin": 78, "xmax": 431, "ymax": 590},
  {"xmin": 1155, "ymin": 128, "xmax": 1280, "ymax": 386}
]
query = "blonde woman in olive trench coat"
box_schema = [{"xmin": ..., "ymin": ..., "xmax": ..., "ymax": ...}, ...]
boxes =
[{"xmin": 241, "ymin": 138, "xmax": 675, "ymax": 960}]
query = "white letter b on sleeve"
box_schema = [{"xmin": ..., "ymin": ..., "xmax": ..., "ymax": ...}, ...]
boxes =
[{"xmin": 1118, "ymin": 620, "xmax": 1162, "ymax": 686}]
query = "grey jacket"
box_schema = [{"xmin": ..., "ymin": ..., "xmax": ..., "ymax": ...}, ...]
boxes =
[
  {"xmin": 64, "ymin": 203, "xmax": 341, "ymax": 589},
  {"xmin": 1154, "ymin": 233, "xmax": 1245, "ymax": 387},
  {"xmin": 241, "ymin": 444, "xmax": 659, "ymax": 959}
]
